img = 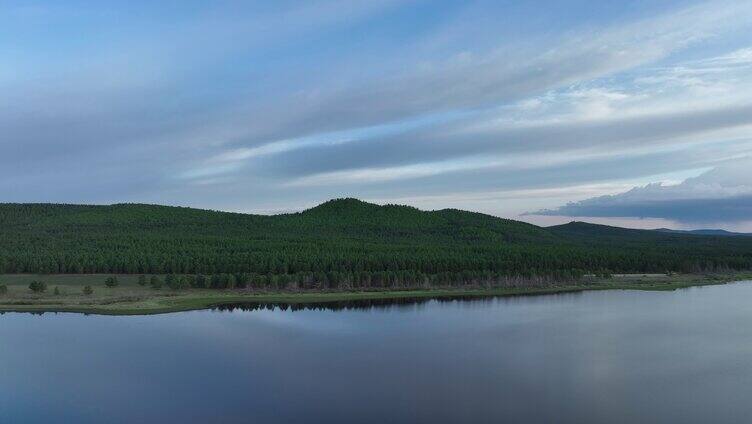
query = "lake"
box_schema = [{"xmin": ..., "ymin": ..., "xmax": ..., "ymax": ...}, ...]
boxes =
[{"xmin": 3, "ymin": 282, "xmax": 752, "ymax": 423}]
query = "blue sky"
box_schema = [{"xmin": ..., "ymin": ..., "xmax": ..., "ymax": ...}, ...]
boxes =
[{"xmin": 3, "ymin": 0, "xmax": 752, "ymax": 230}]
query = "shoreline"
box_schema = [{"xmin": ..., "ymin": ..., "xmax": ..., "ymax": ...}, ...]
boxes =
[{"xmin": 1, "ymin": 273, "xmax": 750, "ymax": 316}]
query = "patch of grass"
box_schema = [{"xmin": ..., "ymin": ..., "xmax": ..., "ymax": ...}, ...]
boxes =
[
  {"xmin": 0, "ymin": 274, "xmax": 146, "ymax": 287},
  {"xmin": 0, "ymin": 273, "xmax": 750, "ymax": 316}
]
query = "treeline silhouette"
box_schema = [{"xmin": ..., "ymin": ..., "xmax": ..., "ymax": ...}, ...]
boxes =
[{"xmin": 1, "ymin": 199, "xmax": 751, "ymax": 282}]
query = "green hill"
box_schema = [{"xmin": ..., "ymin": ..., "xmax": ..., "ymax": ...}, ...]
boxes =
[{"xmin": 1, "ymin": 199, "xmax": 750, "ymax": 288}]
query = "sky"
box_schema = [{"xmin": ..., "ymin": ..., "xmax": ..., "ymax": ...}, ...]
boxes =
[{"xmin": 3, "ymin": 0, "xmax": 752, "ymax": 230}]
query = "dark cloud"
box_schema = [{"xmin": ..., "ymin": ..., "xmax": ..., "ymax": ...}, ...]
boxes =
[
  {"xmin": 531, "ymin": 161, "xmax": 752, "ymax": 223},
  {"xmin": 534, "ymin": 195, "xmax": 752, "ymax": 223}
]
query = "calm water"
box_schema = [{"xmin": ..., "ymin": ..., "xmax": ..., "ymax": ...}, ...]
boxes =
[{"xmin": 3, "ymin": 282, "xmax": 752, "ymax": 423}]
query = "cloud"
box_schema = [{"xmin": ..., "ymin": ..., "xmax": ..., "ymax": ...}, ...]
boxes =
[
  {"xmin": 250, "ymin": 102, "xmax": 752, "ymax": 180},
  {"xmin": 531, "ymin": 160, "xmax": 752, "ymax": 223},
  {"xmin": 536, "ymin": 196, "xmax": 752, "ymax": 223},
  {"xmin": 191, "ymin": 18, "xmax": 752, "ymax": 194},
  {"xmin": 0, "ymin": 0, "xmax": 414, "ymax": 198},
  {"xmin": 2, "ymin": 0, "xmax": 752, "ymax": 222},
  {"xmin": 212, "ymin": 0, "xmax": 752, "ymax": 150}
]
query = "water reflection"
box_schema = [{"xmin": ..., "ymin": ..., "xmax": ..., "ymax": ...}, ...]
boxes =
[
  {"xmin": 212, "ymin": 295, "xmax": 495, "ymax": 312},
  {"xmin": 2, "ymin": 282, "xmax": 751, "ymax": 424},
  {"xmin": 210, "ymin": 290, "xmax": 589, "ymax": 312}
]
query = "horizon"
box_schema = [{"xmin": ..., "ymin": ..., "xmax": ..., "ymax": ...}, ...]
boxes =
[{"xmin": 4, "ymin": 1, "xmax": 752, "ymax": 231}]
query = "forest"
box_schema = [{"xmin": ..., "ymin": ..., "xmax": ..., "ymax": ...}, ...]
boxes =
[{"xmin": 1, "ymin": 198, "xmax": 751, "ymax": 290}]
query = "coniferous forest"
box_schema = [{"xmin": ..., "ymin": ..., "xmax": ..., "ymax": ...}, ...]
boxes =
[{"xmin": 1, "ymin": 198, "xmax": 751, "ymax": 290}]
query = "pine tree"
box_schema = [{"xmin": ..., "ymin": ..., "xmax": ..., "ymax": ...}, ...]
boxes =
[
  {"xmin": 105, "ymin": 276, "xmax": 119, "ymax": 288},
  {"xmin": 29, "ymin": 281, "xmax": 47, "ymax": 293}
]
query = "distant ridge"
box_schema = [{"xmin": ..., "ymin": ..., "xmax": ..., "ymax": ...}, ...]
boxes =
[
  {"xmin": 654, "ymin": 228, "xmax": 752, "ymax": 237},
  {"xmin": 549, "ymin": 221, "xmax": 752, "ymax": 238}
]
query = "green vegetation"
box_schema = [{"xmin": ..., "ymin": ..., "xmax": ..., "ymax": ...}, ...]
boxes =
[
  {"xmin": 150, "ymin": 276, "xmax": 162, "ymax": 290},
  {"xmin": 1, "ymin": 199, "xmax": 751, "ymax": 290},
  {"xmin": 29, "ymin": 281, "xmax": 47, "ymax": 293},
  {"xmin": 0, "ymin": 198, "xmax": 750, "ymax": 314},
  {"xmin": 0, "ymin": 272, "xmax": 748, "ymax": 315},
  {"xmin": 105, "ymin": 276, "xmax": 119, "ymax": 288}
]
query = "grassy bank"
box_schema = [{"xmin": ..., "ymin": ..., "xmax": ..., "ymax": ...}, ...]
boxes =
[{"xmin": 0, "ymin": 273, "xmax": 750, "ymax": 315}]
